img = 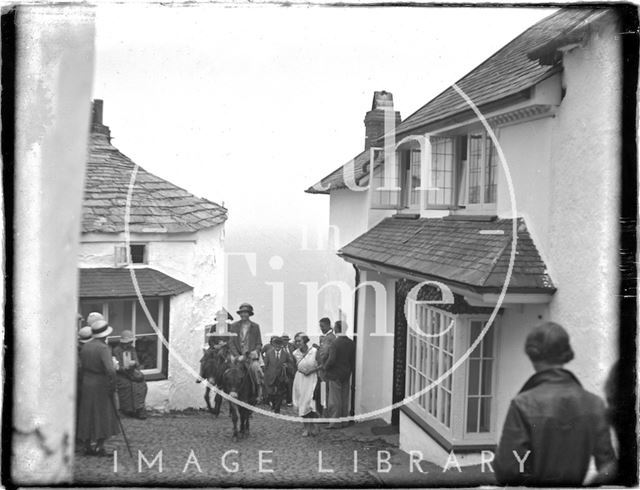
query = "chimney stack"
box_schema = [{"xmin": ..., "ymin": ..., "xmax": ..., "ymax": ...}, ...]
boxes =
[
  {"xmin": 364, "ymin": 91, "xmax": 401, "ymax": 150},
  {"xmin": 91, "ymin": 99, "xmax": 111, "ymax": 141}
]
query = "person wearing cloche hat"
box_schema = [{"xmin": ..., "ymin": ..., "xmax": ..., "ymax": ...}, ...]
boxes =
[
  {"xmin": 112, "ymin": 330, "xmax": 148, "ymax": 419},
  {"xmin": 77, "ymin": 320, "xmax": 120, "ymax": 456},
  {"xmin": 78, "ymin": 326, "xmax": 93, "ymax": 344},
  {"xmin": 228, "ymin": 302, "xmax": 264, "ymax": 403}
]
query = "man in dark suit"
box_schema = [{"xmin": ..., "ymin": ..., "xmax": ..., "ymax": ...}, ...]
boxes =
[
  {"xmin": 263, "ymin": 337, "xmax": 293, "ymax": 413},
  {"xmin": 228, "ymin": 303, "xmax": 264, "ymax": 402},
  {"xmin": 323, "ymin": 320, "xmax": 355, "ymax": 429},
  {"xmin": 314, "ymin": 317, "xmax": 335, "ymax": 415}
]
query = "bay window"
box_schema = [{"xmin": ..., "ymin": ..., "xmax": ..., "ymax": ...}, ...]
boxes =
[{"xmin": 405, "ymin": 304, "xmax": 498, "ymax": 445}]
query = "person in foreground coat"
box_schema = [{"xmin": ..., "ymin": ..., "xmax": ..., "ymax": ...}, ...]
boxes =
[
  {"xmin": 77, "ymin": 319, "xmax": 120, "ymax": 456},
  {"xmin": 494, "ymin": 322, "xmax": 616, "ymax": 486}
]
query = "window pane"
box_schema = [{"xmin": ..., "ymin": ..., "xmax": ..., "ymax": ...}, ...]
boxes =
[
  {"xmin": 479, "ymin": 397, "xmax": 492, "ymax": 432},
  {"xmin": 106, "ymin": 300, "xmax": 133, "ymax": 337},
  {"xmin": 135, "ymin": 299, "xmax": 160, "ymax": 335},
  {"xmin": 482, "ymin": 327, "xmax": 494, "ymax": 357},
  {"xmin": 135, "ymin": 334, "xmax": 158, "ymax": 370},
  {"xmin": 484, "ymin": 135, "xmax": 498, "ymax": 204},
  {"xmin": 468, "ymin": 359, "xmax": 480, "ymax": 396},
  {"xmin": 371, "ymin": 153, "xmax": 401, "ymax": 209},
  {"xmin": 481, "ymin": 360, "xmax": 493, "ymax": 395},
  {"xmin": 466, "ymin": 397, "xmax": 479, "ymax": 433},
  {"xmin": 467, "ymin": 134, "xmax": 482, "ymax": 204},
  {"xmin": 470, "ymin": 321, "xmax": 483, "ymax": 358},
  {"xmin": 80, "ymin": 301, "xmax": 105, "ymax": 325}
]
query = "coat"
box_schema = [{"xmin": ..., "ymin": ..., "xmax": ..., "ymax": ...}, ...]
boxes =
[
  {"xmin": 228, "ymin": 320, "xmax": 263, "ymax": 358},
  {"xmin": 263, "ymin": 348, "xmax": 293, "ymax": 395},
  {"xmin": 77, "ymin": 340, "xmax": 120, "ymax": 441},
  {"xmin": 323, "ymin": 336, "xmax": 355, "ymax": 382},
  {"xmin": 494, "ymin": 368, "xmax": 616, "ymax": 486},
  {"xmin": 316, "ymin": 330, "xmax": 336, "ymax": 380}
]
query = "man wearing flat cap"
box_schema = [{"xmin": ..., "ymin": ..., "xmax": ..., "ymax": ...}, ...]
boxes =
[
  {"xmin": 495, "ymin": 322, "xmax": 615, "ymax": 486},
  {"xmin": 228, "ymin": 303, "xmax": 264, "ymax": 402}
]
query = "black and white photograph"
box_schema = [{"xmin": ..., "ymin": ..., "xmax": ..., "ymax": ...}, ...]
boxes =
[{"xmin": 3, "ymin": 2, "xmax": 638, "ymax": 488}]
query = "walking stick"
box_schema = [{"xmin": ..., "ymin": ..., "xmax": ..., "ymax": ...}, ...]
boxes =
[{"xmin": 109, "ymin": 392, "xmax": 134, "ymax": 458}]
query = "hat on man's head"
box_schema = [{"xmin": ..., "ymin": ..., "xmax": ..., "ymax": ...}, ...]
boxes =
[
  {"xmin": 78, "ymin": 326, "xmax": 93, "ymax": 344},
  {"xmin": 525, "ymin": 322, "xmax": 574, "ymax": 365},
  {"xmin": 281, "ymin": 333, "xmax": 290, "ymax": 341},
  {"xmin": 272, "ymin": 336, "xmax": 284, "ymax": 346},
  {"xmin": 91, "ymin": 319, "xmax": 113, "ymax": 339},
  {"xmin": 87, "ymin": 312, "xmax": 105, "ymax": 327},
  {"xmin": 120, "ymin": 330, "xmax": 135, "ymax": 344},
  {"xmin": 237, "ymin": 303, "xmax": 254, "ymax": 316}
]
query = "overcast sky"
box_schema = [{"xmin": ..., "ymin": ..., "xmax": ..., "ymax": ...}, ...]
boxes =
[{"xmin": 93, "ymin": 5, "xmax": 554, "ymax": 235}]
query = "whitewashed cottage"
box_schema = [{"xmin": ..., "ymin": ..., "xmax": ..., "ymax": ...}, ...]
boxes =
[
  {"xmin": 78, "ymin": 100, "xmax": 227, "ymax": 410},
  {"xmin": 306, "ymin": 8, "xmax": 621, "ymax": 465}
]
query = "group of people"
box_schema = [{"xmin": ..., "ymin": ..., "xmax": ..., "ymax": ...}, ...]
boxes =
[
  {"xmin": 76, "ymin": 312, "xmax": 148, "ymax": 456},
  {"xmin": 200, "ymin": 303, "xmax": 356, "ymax": 437}
]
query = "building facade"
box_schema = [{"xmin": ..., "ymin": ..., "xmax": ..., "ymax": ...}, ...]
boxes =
[
  {"xmin": 78, "ymin": 100, "xmax": 228, "ymax": 410},
  {"xmin": 306, "ymin": 8, "xmax": 621, "ymax": 465}
]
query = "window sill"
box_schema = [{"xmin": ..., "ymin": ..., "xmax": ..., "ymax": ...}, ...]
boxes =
[{"xmin": 400, "ymin": 405, "xmax": 496, "ymax": 453}]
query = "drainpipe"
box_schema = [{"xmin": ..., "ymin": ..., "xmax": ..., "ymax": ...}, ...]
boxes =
[{"xmin": 350, "ymin": 265, "xmax": 360, "ymax": 417}]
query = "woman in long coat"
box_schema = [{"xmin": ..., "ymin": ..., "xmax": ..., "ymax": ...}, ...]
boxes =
[
  {"xmin": 112, "ymin": 330, "xmax": 148, "ymax": 419},
  {"xmin": 77, "ymin": 320, "xmax": 120, "ymax": 456}
]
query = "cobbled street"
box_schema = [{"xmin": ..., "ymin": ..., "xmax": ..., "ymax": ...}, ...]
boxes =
[{"xmin": 73, "ymin": 404, "xmax": 494, "ymax": 487}]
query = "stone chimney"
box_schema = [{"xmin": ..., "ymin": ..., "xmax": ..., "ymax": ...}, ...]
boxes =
[
  {"xmin": 91, "ymin": 99, "xmax": 111, "ymax": 141},
  {"xmin": 363, "ymin": 91, "xmax": 401, "ymax": 150}
]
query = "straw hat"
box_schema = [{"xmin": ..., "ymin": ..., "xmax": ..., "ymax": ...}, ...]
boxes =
[
  {"xmin": 120, "ymin": 330, "xmax": 135, "ymax": 344},
  {"xmin": 91, "ymin": 319, "xmax": 113, "ymax": 339},
  {"xmin": 87, "ymin": 312, "xmax": 105, "ymax": 327},
  {"xmin": 78, "ymin": 326, "xmax": 93, "ymax": 344}
]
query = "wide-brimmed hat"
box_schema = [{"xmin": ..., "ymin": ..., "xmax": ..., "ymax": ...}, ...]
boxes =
[
  {"xmin": 87, "ymin": 312, "xmax": 105, "ymax": 327},
  {"xmin": 91, "ymin": 319, "xmax": 113, "ymax": 339},
  {"xmin": 281, "ymin": 333, "xmax": 290, "ymax": 341},
  {"xmin": 78, "ymin": 326, "xmax": 93, "ymax": 344},
  {"xmin": 236, "ymin": 303, "xmax": 254, "ymax": 316},
  {"xmin": 120, "ymin": 330, "xmax": 135, "ymax": 344}
]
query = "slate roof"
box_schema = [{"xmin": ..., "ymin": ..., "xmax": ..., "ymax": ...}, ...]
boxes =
[
  {"xmin": 79, "ymin": 267, "xmax": 193, "ymax": 298},
  {"xmin": 306, "ymin": 148, "xmax": 370, "ymax": 194},
  {"xmin": 306, "ymin": 8, "xmax": 610, "ymax": 194},
  {"xmin": 83, "ymin": 125, "xmax": 227, "ymax": 234},
  {"xmin": 339, "ymin": 217, "xmax": 555, "ymax": 294},
  {"xmin": 394, "ymin": 8, "xmax": 607, "ymax": 136}
]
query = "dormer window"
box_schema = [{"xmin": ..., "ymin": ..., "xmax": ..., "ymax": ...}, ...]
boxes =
[{"xmin": 114, "ymin": 243, "xmax": 148, "ymax": 266}]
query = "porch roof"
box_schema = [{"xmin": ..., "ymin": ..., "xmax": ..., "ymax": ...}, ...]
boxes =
[
  {"xmin": 79, "ymin": 267, "xmax": 193, "ymax": 298},
  {"xmin": 339, "ymin": 216, "xmax": 555, "ymax": 295}
]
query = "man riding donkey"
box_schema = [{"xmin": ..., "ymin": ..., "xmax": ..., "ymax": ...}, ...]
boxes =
[{"xmin": 227, "ymin": 303, "xmax": 264, "ymax": 404}]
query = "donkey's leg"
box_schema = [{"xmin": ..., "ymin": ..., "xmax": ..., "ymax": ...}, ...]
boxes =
[
  {"xmin": 229, "ymin": 401, "xmax": 239, "ymax": 442},
  {"xmin": 213, "ymin": 392, "xmax": 222, "ymax": 417},
  {"xmin": 204, "ymin": 386, "xmax": 213, "ymax": 413}
]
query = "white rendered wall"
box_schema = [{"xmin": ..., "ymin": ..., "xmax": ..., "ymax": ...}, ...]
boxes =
[{"xmin": 78, "ymin": 224, "xmax": 225, "ymax": 409}]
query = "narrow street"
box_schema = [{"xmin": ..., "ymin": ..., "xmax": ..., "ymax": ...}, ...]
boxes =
[{"xmin": 73, "ymin": 404, "xmax": 494, "ymax": 487}]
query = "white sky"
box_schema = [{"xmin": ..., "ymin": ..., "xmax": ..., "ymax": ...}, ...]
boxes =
[{"xmin": 93, "ymin": 5, "xmax": 555, "ymax": 235}]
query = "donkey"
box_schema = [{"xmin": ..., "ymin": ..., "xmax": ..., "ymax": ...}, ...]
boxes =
[
  {"xmin": 222, "ymin": 361, "xmax": 255, "ymax": 441},
  {"xmin": 201, "ymin": 342, "xmax": 231, "ymax": 416}
]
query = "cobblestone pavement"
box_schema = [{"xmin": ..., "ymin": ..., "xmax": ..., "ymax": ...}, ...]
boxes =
[
  {"xmin": 74, "ymin": 404, "xmax": 389, "ymax": 486},
  {"xmin": 73, "ymin": 404, "xmax": 495, "ymax": 487}
]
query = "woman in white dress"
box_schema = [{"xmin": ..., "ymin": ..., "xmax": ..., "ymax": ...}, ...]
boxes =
[{"xmin": 292, "ymin": 332, "xmax": 319, "ymax": 436}]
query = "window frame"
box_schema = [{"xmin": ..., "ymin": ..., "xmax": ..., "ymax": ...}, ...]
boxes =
[
  {"xmin": 463, "ymin": 130, "xmax": 499, "ymax": 212},
  {"xmin": 78, "ymin": 296, "xmax": 170, "ymax": 381},
  {"xmin": 404, "ymin": 307, "xmax": 500, "ymax": 446}
]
